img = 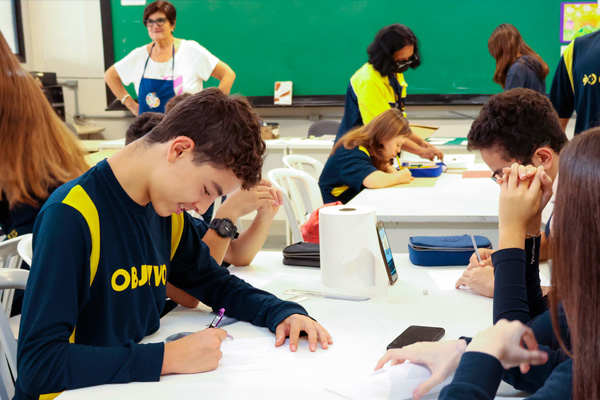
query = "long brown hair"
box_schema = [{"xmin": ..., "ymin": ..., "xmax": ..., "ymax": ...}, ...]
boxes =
[
  {"xmin": 332, "ymin": 108, "xmax": 410, "ymax": 171},
  {"xmin": 549, "ymin": 127, "xmax": 600, "ymax": 400},
  {"xmin": 0, "ymin": 31, "xmax": 89, "ymax": 208},
  {"xmin": 488, "ymin": 23, "xmax": 549, "ymax": 88}
]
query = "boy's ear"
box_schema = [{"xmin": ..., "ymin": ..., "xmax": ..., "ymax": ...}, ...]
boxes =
[
  {"xmin": 535, "ymin": 147, "xmax": 554, "ymax": 169},
  {"xmin": 167, "ymin": 136, "xmax": 195, "ymax": 163}
]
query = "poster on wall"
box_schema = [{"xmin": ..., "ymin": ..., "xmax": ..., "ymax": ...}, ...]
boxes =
[{"xmin": 561, "ymin": 2, "xmax": 600, "ymax": 42}]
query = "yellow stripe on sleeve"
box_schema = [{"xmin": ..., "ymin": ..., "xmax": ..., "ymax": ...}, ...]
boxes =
[
  {"xmin": 62, "ymin": 185, "xmax": 101, "ymax": 287},
  {"xmin": 562, "ymin": 40, "xmax": 575, "ymax": 92},
  {"xmin": 170, "ymin": 212, "xmax": 185, "ymax": 260}
]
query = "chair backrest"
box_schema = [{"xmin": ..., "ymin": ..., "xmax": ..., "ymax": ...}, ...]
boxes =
[
  {"xmin": 307, "ymin": 120, "xmax": 340, "ymax": 138},
  {"xmin": 268, "ymin": 168, "xmax": 324, "ymax": 244},
  {"xmin": 0, "ymin": 235, "xmax": 28, "ymax": 318},
  {"xmin": 0, "ymin": 269, "xmax": 29, "ymax": 400},
  {"xmin": 282, "ymin": 154, "xmax": 324, "ymax": 180},
  {"xmin": 17, "ymin": 234, "xmax": 33, "ymax": 268}
]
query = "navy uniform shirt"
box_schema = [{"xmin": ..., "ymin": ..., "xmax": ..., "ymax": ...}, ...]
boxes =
[
  {"xmin": 319, "ymin": 145, "xmax": 378, "ymax": 204},
  {"xmin": 505, "ymin": 55, "xmax": 546, "ymax": 94},
  {"xmin": 15, "ymin": 160, "xmax": 308, "ymax": 399},
  {"xmin": 550, "ymin": 30, "xmax": 600, "ymax": 134}
]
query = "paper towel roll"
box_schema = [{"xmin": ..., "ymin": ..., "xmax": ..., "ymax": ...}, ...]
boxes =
[{"xmin": 319, "ymin": 205, "xmax": 388, "ymax": 297}]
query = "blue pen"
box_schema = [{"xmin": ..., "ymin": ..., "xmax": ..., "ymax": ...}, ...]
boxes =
[{"xmin": 209, "ymin": 308, "xmax": 225, "ymax": 328}]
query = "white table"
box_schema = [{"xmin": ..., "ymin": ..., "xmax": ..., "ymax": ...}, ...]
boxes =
[
  {"xmin": 58, "ymin": 251, "xmax": 528, "ymax": 400},
  {"xmin": 348, "ymin": 167, "xmax": 500, "ymax": 252}
]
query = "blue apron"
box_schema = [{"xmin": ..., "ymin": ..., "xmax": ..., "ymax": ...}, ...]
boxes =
[{"xmin": 138, "ymin": 43, "xmax": 175, "ymax": 114}]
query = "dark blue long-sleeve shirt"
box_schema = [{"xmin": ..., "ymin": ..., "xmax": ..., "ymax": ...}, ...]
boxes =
[
  {"xmin": 15, "ymin": 160, "xmax": 308, "ymax": 399},
  {"xmin": 440, "ymin": 238, "xmax": 572, "ymax": 399}
]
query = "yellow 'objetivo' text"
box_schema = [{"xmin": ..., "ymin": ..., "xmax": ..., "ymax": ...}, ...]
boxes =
[{"xmin": 111, "ymin": 264, "xmax": 167, "ymax": 292}]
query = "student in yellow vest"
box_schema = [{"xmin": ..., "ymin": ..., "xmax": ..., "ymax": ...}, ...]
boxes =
[
  {"xmin": 335, "ymin": 24, "xmax": 443, "ymax": 161},
  {"xmin": 320, "ymin": 108, "xmax": 414, "ymax": 204}
]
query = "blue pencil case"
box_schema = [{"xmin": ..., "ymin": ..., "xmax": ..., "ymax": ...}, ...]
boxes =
[
  {"xmin": 401, "ymin": 162, "xmax": 445, "ymax": 178},
  {"xmin": 408, "ymin": 235, "xmax": 493, "ymax": 266}
]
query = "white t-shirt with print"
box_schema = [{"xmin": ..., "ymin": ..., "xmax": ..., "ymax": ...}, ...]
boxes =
[{"xmin": 114, "ymin": 39, "xmax": 219, "ymax": 96}]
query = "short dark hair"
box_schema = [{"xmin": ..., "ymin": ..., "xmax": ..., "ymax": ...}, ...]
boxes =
[
  {"xmin": 143, "ymin": 0, "xmax": 176, "ymax": 25},
  {"xmin": 145, "ymin": 88, "xmax": 265, "ymax": 189},
  {"xmin": 125, "ymin": 112, "xmax": 164, "ymax": 145},
  {"xmin": 468, "ymin": 88, "xmax": 568, "ymax": 161},
  {"xmin": 367, "ymin": 24, "xmax": 421, "ymax": 76},
  {"xmin": 165, "ymin": 93, "xmax": 192, "ymax": 114}
]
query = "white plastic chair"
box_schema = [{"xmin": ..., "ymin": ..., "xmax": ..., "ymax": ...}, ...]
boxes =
[
  {"xmin": 17, "ymin": 234, "xmax": 32, "ymax": 268},
  {"xmin": 0, "ymin": 235, "xmax": 29, "ymax": 318},
  {"xmin": 0, "ymin": 268, "xmax": 29, "ymax": 400},
  {"xmin": 268, "ymin": 168, "xmax": 324, "ymax": 244},
  {"xmin": 282, "ymin": 154, "xmax": 324, "ymax": 180}
]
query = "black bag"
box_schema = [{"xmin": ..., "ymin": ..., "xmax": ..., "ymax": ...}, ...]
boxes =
[{"xmin": 282, "ymin": 242, "xmax": 320, "ymax": 268}]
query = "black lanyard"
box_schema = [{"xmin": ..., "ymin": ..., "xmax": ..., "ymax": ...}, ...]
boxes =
[{"xmin": 143, "ymin": 42, "xmax": 175, "ymax": 79}]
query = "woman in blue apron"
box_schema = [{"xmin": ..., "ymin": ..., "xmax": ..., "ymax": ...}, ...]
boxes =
[
  {"xmin": 138, "ymin": 43, "xmax": 175, "ymax": 114},
  {"xmin": 104, "ymin": 0, "xmax": 236, "ymax": 116}
]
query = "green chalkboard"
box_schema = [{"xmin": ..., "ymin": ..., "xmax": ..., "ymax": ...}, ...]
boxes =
[{"xmin": 108, "ymin": 0, "xmax": 565, "ymax": 97}]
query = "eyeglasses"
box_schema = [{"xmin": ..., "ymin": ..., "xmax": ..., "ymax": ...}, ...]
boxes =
[
  {"xmin": 490, "ymin": 140, "xmax": 551, "ymax": 183},
  {"xmin": 395, "ymin": 54, "xmax": 419, "ymax": 69},
  {"xmin": 144, "ymin": 17, "xmax": 168, "ymax": 27}
]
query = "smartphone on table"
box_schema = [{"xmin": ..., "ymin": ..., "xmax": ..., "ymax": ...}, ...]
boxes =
[
  {"xmin": 376, "ymin": 220, "xmax": 398, "ymax": 285},
  {"xmin": 386, "ymin": 325, "xmax": 446, "ymax": 350}
]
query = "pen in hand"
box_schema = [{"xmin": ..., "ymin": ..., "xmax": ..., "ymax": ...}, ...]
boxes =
[
  {"xmin": 209, "ymin": 308, "xmax": 225, "ymax": 328},
  {"xmin": 470, "ymin": 234, "xmax": 482, "ymax": 264}
]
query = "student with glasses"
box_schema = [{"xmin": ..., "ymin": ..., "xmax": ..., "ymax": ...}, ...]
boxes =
[
  {"xmin": 334, "ymin": 24, "xmax": 443, "ymax": 162},
  {"xmin": 104, "ymin": 0, "xmax": 236, "ymax": 115},
  {"xmin": 455, "ymin": 88, "xmax": 567, "ymax": 298}
]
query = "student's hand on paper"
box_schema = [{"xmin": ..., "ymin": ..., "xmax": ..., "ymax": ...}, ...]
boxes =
[
  {"xmin": 467, "ymin": 248, "xmax": 494, "ymax": 268},
  {"xmin": 274, "ymin": 314, "xmax": 333, "ymax": 352},
  {"xmin": 455, "ymin": 265, "xmax": 495, "ymax": 298},
  {"xmin": 467, "ymin": 319, "xmax": 548, "ymax": 373},
  {"xmin": 161, "ymin": 328, "xmax": 227, "ymax": 374},
  {"xmin": 396, "ymin": 168, "xmax": 413, "ymax": 184},
  {"xmin": 375, "ymin": 339, "xmax": 467, "ymax": 399}
]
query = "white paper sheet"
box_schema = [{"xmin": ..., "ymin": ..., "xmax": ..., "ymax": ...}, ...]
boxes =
[
  {"xmin": 216, "ymin": 337, "xmax": 297, "ymax": 372},
  {"xmin": 326, "ymin": 363, "xmax": 452, "ymax": 400}
]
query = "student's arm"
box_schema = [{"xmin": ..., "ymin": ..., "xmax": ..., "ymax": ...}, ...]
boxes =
[
  {"xmin": 104, "ymin": 66, "xmax": 139, "ymax": 115},
  {"xmin": 204, "ymin": 180, "xmax": 279, "ymax": 265},
  {"xmin": 169, "ymin": 214, "xmax": 309, "ymax": 330},
  {"xmin": 17, "ymin": 205, "xmax": 164, "ymax": 395},
  {"xmin": 210, "ymin": 61, "xmax": 236, "ymax": 95},
  {"xmin": 226, "ymin": 192, "xmax": 280, "ymax": 266},
  {"xmin": 402, "ymin": 132, "xmax": 444, "ymax": 161},
  {"xmin": 439, "ymin": 320, "xmax": 549, "ymax": 400},
  {"xmin": 362, "ymin": 169, "xmax": 412, "ymax": 188}
]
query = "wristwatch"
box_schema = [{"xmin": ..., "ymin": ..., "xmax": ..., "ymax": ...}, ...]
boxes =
[{"xmin": 209, "ymin": 218, "xmax": 239, "ymax": 239}]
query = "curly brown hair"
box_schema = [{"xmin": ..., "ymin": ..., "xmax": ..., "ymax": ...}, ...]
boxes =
[
  {"xmin": 125, "ymin": 112, "xmax": 164, "ymax": 145},
  {"xmin": 145, "ymin": 88, "xmax": 265, "ymax": 189},
  {"xmin": 467, "ymin": 88, "xmax": 567, "ymax": 163}
]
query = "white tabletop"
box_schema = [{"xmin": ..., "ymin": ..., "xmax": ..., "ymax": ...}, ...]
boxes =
[
  {"xmin": 58, "ymin": 251, "xmax": 528, "ymax": 400},
  {"xmin": 348, "ymin": 167, "xmax": 500, "ymax": 224}
]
